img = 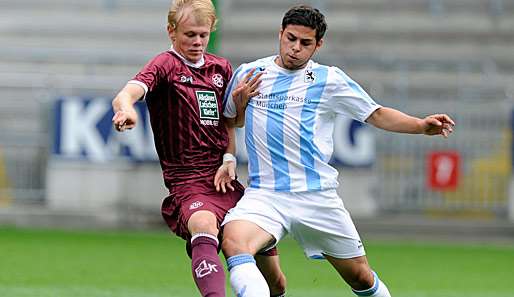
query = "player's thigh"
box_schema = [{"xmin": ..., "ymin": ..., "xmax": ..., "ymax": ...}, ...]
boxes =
[
  {"xmin": 222, "ymin": 219, "xmax": 275, "ymax": 256},
  {"xmin": 324, "ymin": 254, "xmax": 374, "ymax": 290},
  {"xmin": 291, "ymin": 191, "xmax": 364, "ymax": 259},
  {"xmin": 222, "ymin": 188, "xmax": 287, "ymax": 256}
]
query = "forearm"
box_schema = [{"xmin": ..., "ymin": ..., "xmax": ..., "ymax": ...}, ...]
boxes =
[
  {"xmin": 366, "ymin": 107, "xmax": 424, "ymax": 134},
  {"xmin": 225, "ymin": 125, "xmax": 236, "ymax": 155},
  {"xmin": 233, "ymin": 107, "xmax": 246, "ymax": 128},
  {"xmin": 112, "ymin": 84, "xmax": 144, "ymax": 112}
]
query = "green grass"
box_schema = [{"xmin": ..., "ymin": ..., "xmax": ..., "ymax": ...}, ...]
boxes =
[{"xmin": 1, "ymin": 227, "xmax": 513, "ymax": 297}]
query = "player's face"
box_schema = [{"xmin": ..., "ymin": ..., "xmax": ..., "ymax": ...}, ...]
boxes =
[
  {"xmin": 276, "ymin": 24, "xmax": 322, "ymax": 70},
  {"xmin": 168, "ymin": 13, "xmax": 211, "ymax": 63}
]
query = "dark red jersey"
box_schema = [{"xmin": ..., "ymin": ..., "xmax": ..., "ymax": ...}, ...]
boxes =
[{"xmin": 132, "ymin": 51, "xmax": 233, "ymax": 188}]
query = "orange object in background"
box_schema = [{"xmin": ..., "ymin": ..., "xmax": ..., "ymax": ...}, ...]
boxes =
[{"xmin": 427, "ymin": 151, "xmax": 460, "ymax": 191}]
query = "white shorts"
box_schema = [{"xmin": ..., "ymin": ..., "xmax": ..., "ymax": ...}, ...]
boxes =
[{"xmin": 222, "ymin": 187, "xmax": 365, "ymax": 259}]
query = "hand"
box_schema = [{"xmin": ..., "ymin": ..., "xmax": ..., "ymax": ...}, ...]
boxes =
[
  {"xmin": 112, "ymin": 107, "xmax": 138, "ymax": 132},
  {"xmin": 232, "ymin": 68, "xmax": 263, "ymax": 112},
  {"xmin": 422, "ymin": 114, "xmax": 455, "ymax": 138},
  {"xmin": 214, "ymin": 160, "xmax": 236, "ymax": 193}
]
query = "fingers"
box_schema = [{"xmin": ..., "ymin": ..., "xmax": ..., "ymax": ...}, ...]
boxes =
[
  {"xmin": 242, "ymin": 68, "xmax": 256, "ymax": 83},
  {"xmin": 247, "ymin": 72, "xmax": 263, "ymax": 90},
  {"xmin": 220, "ymin": 181, "xmax": 226, "ymax": 193},
  {"xmin": 442, "ymin": 122, "xmax": 453, "ymax": 133},
  {"xmin": 426, "ymin": 116, "xmax": 442, "ymax": 127},
  {"xmin": 231, "ymin": 85, "xmax": 245, "ymax": 98},
  {"xmin": 236, "ymin": 68, "xmax": 263, "ymax": 98},
  {"xmin": 432, "ymin": 114, "xmax": 455, "ymax": 126},
  {"xmin": 214, "ymin": 164, "xmax": 237, "ymax": 193},
  {"xmin": 112, "ymin": 110, "xmax": 137, "ymax": 132},
  {"xmin": 439, "ymin": 114, "xmax": 455, "ymax": 126},
  {"xmin": 214, "ymin": 170, "xmax": 222, "ymax": 191},
  {"xmin": 112, "ymin": 112, "xmax": 127, "ymax": 131},
  {"xmin": 226, "ymin": 182, "xmax": 235, "ymax": 192},
  {"xmin": 426, "ymin": 114, "xmax": 455, "ymax": 138}
]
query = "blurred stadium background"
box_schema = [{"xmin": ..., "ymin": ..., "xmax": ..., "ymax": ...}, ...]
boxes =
[
  {"xmin": 1, "ymin": 0, "xmax": 513, "ymax": 233},
  {"xmin": 0, "ymin": 0, "xmax": 514, "ymax": 296}
]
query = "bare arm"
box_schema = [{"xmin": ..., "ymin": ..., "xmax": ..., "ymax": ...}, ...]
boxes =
[
  {"xmin": 111, "ymin": 83, "xmax": 145, "ymax": 131},
  {"xmin": 225, "ymin": 99, "xmax": 248, "ymax": 128},
  {"xmin": 366, "ymin": 107, "xmax": 455, "ymax": 137},
  {"xmin": 214, "ymin": 122, "xmax": 238, "ymax": 192}
]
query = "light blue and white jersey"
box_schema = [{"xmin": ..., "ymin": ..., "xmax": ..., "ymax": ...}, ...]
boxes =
[{"xmin": 223, "ymin": 56, "xmax": 381, "ymax": 192}]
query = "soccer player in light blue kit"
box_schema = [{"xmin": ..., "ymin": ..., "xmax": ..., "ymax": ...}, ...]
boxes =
[{"xmin": 216, "ymin": 4, "xmax": 455, "ymax": 297}]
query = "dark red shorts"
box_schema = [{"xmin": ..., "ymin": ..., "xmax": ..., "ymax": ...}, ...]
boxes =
[
  {"xmin": 161, "ymin": 178, "xmax": 245, "ymax": 241},
  {"xmin": 161, "ymin": 178, "xmax": 279, "ymax": 257}
]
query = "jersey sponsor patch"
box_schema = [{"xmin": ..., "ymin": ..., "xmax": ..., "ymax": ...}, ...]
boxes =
[
  {"xmin": 189, "ymin": 201, "xmax": 204, "ymax": 210},
  {"xmin": 212, "ymin": 73, "xmax": 224, "ymax": 88},
  {"xmin": 196, "ymin": 91, "xmax": 219, "ymax": 120}
]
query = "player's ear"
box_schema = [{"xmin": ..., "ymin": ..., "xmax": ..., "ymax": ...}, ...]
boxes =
[
  {"xmin": 167, "ymin": 24, "xmax": 176, "ymax": 43},
  {"xmin": 278, "ymin": 28, "xmax": 283, "ymax": 39},
  {"xmin": 316, "ymin": 38, "xmax": 324, "ymax": 50}
]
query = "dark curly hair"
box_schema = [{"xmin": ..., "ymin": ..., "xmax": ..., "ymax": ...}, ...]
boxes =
[{"xmin": 281, "ymin": 5, "xmax": 327, "ymax": 42}]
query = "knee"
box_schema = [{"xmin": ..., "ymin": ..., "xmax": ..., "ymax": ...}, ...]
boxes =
[
  {"xmin": 188, "ymin": 211, "xmax": 218, "ymax": 235},
  {"xmin": 348, "ymin": 268, "xmax": 374, "ymax": 291},
  {"xmin": 221, "ymin": 236, "xmax": 248, "ymax": 257}
]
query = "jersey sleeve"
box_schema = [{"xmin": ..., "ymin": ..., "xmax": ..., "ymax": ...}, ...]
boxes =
[
  {"xmin": 220, "ymin": 61, "xmax": 233, "ymax": 109},
  {"xmin": 222, "ymin": 63, "xmax": 250, "ymax": 119},
  {"xmin": 329, "ymin": 67, "xmax": 381, "ymax": 122},
  {"xmin": 129, "ymin": 53, "xmax": 172, "ymax": 100}
]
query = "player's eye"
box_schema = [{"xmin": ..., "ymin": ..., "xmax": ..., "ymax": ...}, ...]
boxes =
[{"xmin": 287, "ymin": 35, "xmax": 296, "ymax": 42}]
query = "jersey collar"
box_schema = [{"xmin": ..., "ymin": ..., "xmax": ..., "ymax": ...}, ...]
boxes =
[
  {"xmin": 271, "ymin": 55, "xmax": 312, "ymax": 74},
  {"xmin": 170, "ymin": 46, "xmax": 205, "ymax": 68}
]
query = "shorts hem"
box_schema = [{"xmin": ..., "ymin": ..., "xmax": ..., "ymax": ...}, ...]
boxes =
[{"xmin": 307, "ymin": 250, "xmax": 366, "ymax": 260}]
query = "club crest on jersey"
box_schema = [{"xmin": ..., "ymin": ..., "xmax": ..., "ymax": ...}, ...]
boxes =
[
  {"xmin": 212, "ymin": 73, "xmax": 224, "ymax": 88},
  {"xmin": 180, "ymin": 75, "xmax": 193, "ymax": 84},
  {"xmin": 304, "ymin": 69, "xmax": 316, "ymax": 83},
  {"xmin": 196, "ymin": 91, "xmax": 220, "ymax": 125}
]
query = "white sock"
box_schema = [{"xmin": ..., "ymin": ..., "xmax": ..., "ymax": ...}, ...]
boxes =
[
  {"xmin": 227, "ymin": 254, "xmax": 270, "ymax": 297},
  {"xmin": 352, "ymin": 271, "xmax": 391, "ymax": 297}
]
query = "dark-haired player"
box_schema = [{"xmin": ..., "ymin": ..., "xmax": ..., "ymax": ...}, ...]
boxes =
[{"xmin": 220, "ymin": 4, "xmax": 455, "ymax": 297}]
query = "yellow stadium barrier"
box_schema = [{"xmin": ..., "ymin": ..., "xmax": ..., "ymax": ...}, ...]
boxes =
[{"xmin": 0, "ymin": 147, "xmax": 12, "ymax": 207}]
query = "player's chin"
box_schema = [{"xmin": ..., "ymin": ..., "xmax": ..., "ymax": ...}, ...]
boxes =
[{"xmin": 187, "ymin": 51, "xmax": 204, "ymax": 61}]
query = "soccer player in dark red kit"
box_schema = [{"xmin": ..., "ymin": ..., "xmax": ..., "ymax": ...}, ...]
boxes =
[{"xmin": 111, "ymin": 0, "xmax": 286, "ymax": 296}]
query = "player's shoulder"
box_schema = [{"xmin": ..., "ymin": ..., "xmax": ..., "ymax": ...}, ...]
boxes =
[
  {"xmin": 306, "ymin": 61, "xmax": 342, "ymax": 84},
  {"xmin": 204, "ymin": 52, "xmax": 231, "ymax": 67},
  {"xmin": 310, "ymin": 60, "xmax": 340, "ymax": 74},
  {"xmin": 235, "ymin": 56, "xmax": 275, "ymax": 75},
  {"xmin": 320, "ymin": 63, "xmax": 351, "ymax": 84},
  {"xmin": 151, "ymin": 50, "xmax": 175, "ymax": 61},
  {"xmin": 146, "ymin": 50, "xmax": 178, "ymax": 69}
]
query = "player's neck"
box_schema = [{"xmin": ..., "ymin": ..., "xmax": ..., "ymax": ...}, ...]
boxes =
[{"xmin": 273, "ymin": 56, "xmax": 310, "ymax": 72}]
